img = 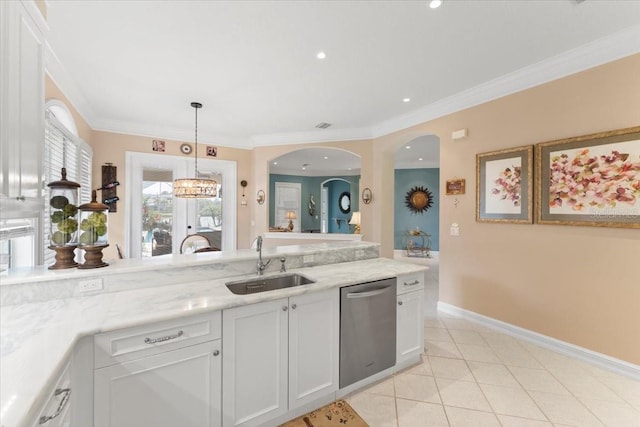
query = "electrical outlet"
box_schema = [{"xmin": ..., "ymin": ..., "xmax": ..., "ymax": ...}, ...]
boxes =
[
  {"xmin": 450, "ymin": 223, "xmax": 460, "ymax": 236},
  {"xmin": 303, "ymin": 254, "xmax": 315, "ymax": 264},
  {"xmin": 78, "ymin": 278, "xmax": 103, "ymax": 293}
]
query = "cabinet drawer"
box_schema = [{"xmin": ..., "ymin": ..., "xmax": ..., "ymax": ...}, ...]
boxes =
[
  {"xmin": 95, "ymin": 311, "xmax": 221, "ymax": 369},
  {"xmin": 33, "ymin": 360, "xmax": 71, "ymax": 427},
  {"xmin": 396, "ymin": 272, "xmax": 425, "ymax": 295}
]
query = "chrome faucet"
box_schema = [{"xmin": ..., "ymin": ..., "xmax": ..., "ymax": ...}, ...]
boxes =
[{"xmin": 256, "ymin": 235, "xmax": 271, "ymax": 275}]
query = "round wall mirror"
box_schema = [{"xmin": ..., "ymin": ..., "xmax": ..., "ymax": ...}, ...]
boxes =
[{"xmin": 339, "ymin": 191, "xmax": 351, "ymax": 214}]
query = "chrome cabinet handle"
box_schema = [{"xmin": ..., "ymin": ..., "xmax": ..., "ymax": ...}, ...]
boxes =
[
  {"xmin": 403, "ymin": 280, "xmax": 420, "ymax": 287},
  {"xmin": 398, "ymin": 301, "xmax": 403, "ymax": 306},
  {"xmin": 282, "ymin": 306, "xmax": 288, "ymax": 311},
  {"xmin": 291, "ymin": 303, "xmax": 297, "ymax": 310},
  {"xmin": 144, "ymin": 330, "xmax": 183, "ymax": 344},
  {"xmin": 39, "ymin": 388, "xmax": 71, "ymax": 425},
  {"xmin": 213, "ymin": 350, "xmax": 220, "ymax": 356}
]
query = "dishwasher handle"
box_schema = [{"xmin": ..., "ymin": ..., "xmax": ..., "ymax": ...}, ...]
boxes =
[{"xmin": 346, "ymin": 285, "xmax": 392, "ymax": 299}]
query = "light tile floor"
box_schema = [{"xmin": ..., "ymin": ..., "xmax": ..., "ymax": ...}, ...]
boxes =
[{"xmin": 346, "ymin": 313, "xmax": 640, "ymax": 427}]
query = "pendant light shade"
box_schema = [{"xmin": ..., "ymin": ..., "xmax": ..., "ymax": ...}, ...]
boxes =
[{"xmin": 174, "ymin": 102, "xmax": 217, "ymax": 198}]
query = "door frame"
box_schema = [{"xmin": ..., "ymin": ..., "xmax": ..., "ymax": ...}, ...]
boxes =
[{"xmin": 125, "ymin": 152, "xmax": 237, "ymax": 257}]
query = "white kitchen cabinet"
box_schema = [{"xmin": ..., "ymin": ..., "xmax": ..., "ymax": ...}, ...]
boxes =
[
  {"xmin": 94, "ymin": 311, "xmax": 222, "ymax": 427},
  {"xmin": 396, "ymin": 272, "xmax": 425, "ymax": 366},
  {"xmin": 94, "ymin": 340, "xmax": 221, "ymax": 427},
  {"xmin": 0, "ymin": 0, "xmax": 44, "ymax": 210},
  {"xmin": 222, "ymin": 288, "xmax": 339, "ymax": 427}
]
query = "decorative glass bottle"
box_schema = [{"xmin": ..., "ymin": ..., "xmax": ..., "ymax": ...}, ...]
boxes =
[
  {"xmin": 47, "ymin": 167, "xmax": 80, "ymax": 269},
  {"xmin": 77, "ymin": 190, "xmax": 109, "ymax": 268}
]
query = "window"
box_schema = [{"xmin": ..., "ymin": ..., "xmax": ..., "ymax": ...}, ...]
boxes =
[{"xmin": 43, "ymin": 105, "xmax": 92, "ymax": 266}]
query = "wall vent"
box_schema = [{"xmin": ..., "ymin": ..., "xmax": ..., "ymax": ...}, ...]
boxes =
[{"xmin": 315, "ymin": 122, "xmax": 331, "ymax": 129}]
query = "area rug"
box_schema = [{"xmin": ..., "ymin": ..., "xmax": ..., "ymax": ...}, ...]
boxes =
[{"xmin": 280, "ymin": 399, "xmax": 369, "ymax": 427}]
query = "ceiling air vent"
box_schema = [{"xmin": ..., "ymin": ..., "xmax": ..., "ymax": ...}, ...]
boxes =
[{"xmin": 315, "ymin": 122, "xmax": 331, "ymax": 129}]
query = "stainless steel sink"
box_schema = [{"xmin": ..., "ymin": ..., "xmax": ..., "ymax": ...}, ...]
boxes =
[{"xmin": 225, "ymin": 273, "xmax": 316, "ymax": 295}]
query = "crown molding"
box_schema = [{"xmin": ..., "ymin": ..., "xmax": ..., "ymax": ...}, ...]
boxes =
[{"xmin": 372, "ymin": 25, "xmax": 640, "ymax": 138}]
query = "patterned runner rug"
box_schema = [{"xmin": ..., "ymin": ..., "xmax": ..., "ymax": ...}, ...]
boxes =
[{"xmin": 280, "ymin": 399, "xmax": 369, "ymax": 427}]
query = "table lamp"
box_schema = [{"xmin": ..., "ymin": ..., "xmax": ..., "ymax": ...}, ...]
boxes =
[
  {"xmin": 286, "ymin": 211, "xmax": 296, "ymax": 232},
  {"xmin": 349, "ymin": 211, "xmax": 361, "ymax": 234}
]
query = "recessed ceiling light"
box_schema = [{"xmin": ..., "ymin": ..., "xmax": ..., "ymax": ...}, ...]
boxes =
[
  {"xmin": 419, "ymin": 157, "xmax": 423, "ymax": 161},
  {"xmin": 429, "ymin": 0, "xmax": 442, "ymax": 9},
  {"xmin": 316, "ymin": 51, "xmax": 327, "ymax": 60},
  {"xmin": 324, "ymin": 156, "xmax": 328, "ymax": 160},
  {"xmin": 403, "ymin": 98, "xmax": 411, "ymax": 103},
  {"xmin": 273, "ymin": 162, "xmax": 278, "ymax": 165},
  {"xmin": 302, "ymin": 167, "xmax": 306, "ymax": 170},
  {"xmin": 406, "ymin": 145, "xmax": 411, "ymax": 149},
  {"xmin": 348, "ymin": 168, "xmax": 352, "ymax": 171}
]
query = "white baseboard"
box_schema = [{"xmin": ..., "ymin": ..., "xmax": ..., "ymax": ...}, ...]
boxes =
[{"xmin": 437, "ymin": 302, "xmax": 640, "ymax": 381}]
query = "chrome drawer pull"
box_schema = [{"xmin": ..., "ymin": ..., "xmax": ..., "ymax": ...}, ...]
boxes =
[
  {"xmin": 39, "ymin": 388, "xmax": 71, "ymax": 425},
  {"xmin": 398, "ymin": 301, "xmax": 403, "ymax": 306},
  {"xmin": 403, "ymin": 280, "xmax": 420, "ymax": 287},
  {"xmin": 144, "ymin": 330, "xmax": 183, "ymax": 344}
]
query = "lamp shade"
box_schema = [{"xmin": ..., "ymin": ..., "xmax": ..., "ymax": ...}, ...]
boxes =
[
  {"xmin": 286, "ymin": 211, "xmax": 296, "ymax": 220},
  {"xmin": 349, "ymin": 211, "xmax": 361, "ymax": 225}
]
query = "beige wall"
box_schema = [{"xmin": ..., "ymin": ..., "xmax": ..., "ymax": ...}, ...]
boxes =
[
  {"xmin": 91, "ymin": 131, "xmax": 253, "ymax": 258},
  {"xmin": 372, "ymin": 54, "xmax": 639, "ymax": 364}
]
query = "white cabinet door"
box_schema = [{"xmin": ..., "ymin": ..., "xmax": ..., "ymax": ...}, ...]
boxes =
[
  {"xmin": 289, "ymin": 288, "xmax": 339, "ymax": 409},
  {"xmin": 0, "ymin": 0, "xmax": 44, "ymax": 205},
  {"xmin": 94, "ymin": 340, "xmax": 221, "ymax": 427},
  {"xmin": 397, "ymin": 290, "xmax": 424, "ymax": 365},
  {"xmin": 222, "ymin": 298, "xmax": 288, "ymax": 427}
]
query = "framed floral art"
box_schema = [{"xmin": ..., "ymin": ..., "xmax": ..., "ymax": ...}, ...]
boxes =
[
  {"xmin": 476, "ymin": 145, "xmax": 533, "ymax": 223},
  {"xmin": 536, "ymin": 126, "xmax": 640, "ymax": 229}
]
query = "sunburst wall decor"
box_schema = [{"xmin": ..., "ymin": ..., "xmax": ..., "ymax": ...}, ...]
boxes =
[{"xmin": 405, "ymin": 186, "xmax": 434, "ymax": 214}]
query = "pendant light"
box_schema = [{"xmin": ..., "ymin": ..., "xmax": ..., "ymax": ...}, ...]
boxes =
[{"xmin": 173, "ymin": 102, "xmax": 217, "ymax": 198}]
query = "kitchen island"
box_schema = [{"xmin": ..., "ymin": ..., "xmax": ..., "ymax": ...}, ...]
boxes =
[{"xmin": 0, "ymin": 241, "xmax": 426, "ymax": 427}]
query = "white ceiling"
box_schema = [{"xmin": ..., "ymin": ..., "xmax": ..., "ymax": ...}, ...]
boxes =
[{"xmin": 46, "ymin": 0, "xmax": 640, "ymax": 153}]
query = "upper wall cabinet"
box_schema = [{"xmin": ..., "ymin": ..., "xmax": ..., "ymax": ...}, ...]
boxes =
[{"xmin": 0, "ymin": 0, "xmax": 45, "ymax": 213}]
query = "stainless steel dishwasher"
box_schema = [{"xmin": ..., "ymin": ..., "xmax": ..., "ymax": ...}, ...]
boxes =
[{"xmin": 340, "ymin": 277, "xmax": 397, "ymax": 388}]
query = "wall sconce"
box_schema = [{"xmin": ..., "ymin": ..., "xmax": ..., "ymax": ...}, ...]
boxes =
[
  {"xmin": 362, "ymin": 188, "xmax": 372, "ymax": 204},
  {"xmin": 349, "ymin": 211, "xmax": 361, "ymax": 234},
  {"xmin": 256, "ymin": 190, "xmax": 265, "ymax": 205},
  {"xmin": 286, "ymin": 211, "xmax": 296, "ymax": 232},
  {"xmin": 240, "ymin": 180, "xmax": 248, "ymax": 207}
]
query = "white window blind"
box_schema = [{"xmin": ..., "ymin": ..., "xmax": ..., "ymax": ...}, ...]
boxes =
[{"xmin": 43, "ymin": 111, "xmax": 92, "ymax": 266}]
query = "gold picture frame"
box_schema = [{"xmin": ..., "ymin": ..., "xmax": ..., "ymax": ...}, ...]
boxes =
[
  {"xmin": 445, "ymin": 179, "xmax": 465, "ymax": 195},
  {"xmin": 536, "ymin": 126, "xmax": 640, "ymax": 228},
  {"xmin": 476, "ymin": 145, "xmax": 533, "ymax": 223}
]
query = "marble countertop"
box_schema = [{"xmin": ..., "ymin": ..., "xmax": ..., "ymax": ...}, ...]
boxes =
[{"xmin": 0, "ymin": 256, "xmax": 426, "ymax": 427}]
